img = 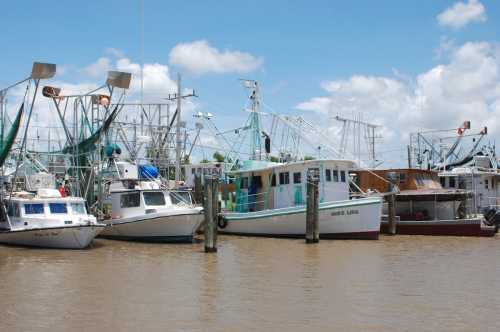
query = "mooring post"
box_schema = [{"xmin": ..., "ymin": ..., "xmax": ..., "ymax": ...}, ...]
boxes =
[
  {"xmin": 306, "ymin": 169, "xmax": 320, "ymax": 243},
  {"xmin": 204, "ymin": 176, "xmax": 218, "ymax": 252},
  {"xmin": 386, "ymin": 172, "xmax": 397, "ymax": 235},
  {"xmin": 194, "ymin": 173, "xmax": 203, "ymax": 205}
]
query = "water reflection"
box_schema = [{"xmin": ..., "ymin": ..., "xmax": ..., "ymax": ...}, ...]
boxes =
[{"xmin": 0, "ymin": 235, "xmax": 499, "ymax": 331}]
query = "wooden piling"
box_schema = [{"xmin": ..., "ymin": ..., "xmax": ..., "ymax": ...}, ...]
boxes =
[
  {"xmin": 204, "ymin": 176, "xmax": 218, "ymax": 253},
  {"xmin": 306, "ymin": 169, "xmax": 320, "ymax": 243},
  {"xmin": 386, "ymin": 172, "xmax": 397, "ymax": 235},
  {"xmin": 194, "ymin": 173, "xmax": 203, "ymax": 205}
]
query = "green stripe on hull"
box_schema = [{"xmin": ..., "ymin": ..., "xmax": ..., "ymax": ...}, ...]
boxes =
[{"xmin": 224, "ymin": 198, "xmax": 381, "ymax": 221}]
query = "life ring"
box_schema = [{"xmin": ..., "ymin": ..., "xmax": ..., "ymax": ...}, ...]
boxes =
[{"xmin": 217, "ymin": 216, "xmax": 228, "ymax": 229}]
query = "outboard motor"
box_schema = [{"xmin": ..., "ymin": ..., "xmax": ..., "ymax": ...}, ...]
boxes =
[{"xmin": 482, "ymin": 207, "xmax": 500, "ymax": 232}]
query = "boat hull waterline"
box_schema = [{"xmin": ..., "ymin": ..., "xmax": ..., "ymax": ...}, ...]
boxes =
[
  {"xmin": 380, "ymin": 218, "xmax": 496, "ymax": 237},
  {"xmin": 0, "ymin": 225, "xmax": 105, "ymax": 249},
  {"xmin": 99, "ymin": 211, "xmax": 204, "ymax": 243},
  {"xmin": 221, "ymin": 197, "xmax": 382, "ymax": 239}
]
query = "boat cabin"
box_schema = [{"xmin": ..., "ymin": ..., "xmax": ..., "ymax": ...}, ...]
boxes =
[
  {"xmin": 353, "ymin": 168, "xmax": 441, "ymax": 193},
  {"xmin": 225, "ymin": 159, "xmax": 356, "ymax": 212},
  {"xmin": 439, "ymin": 167, "xmax": 500, "ymax": 212},
  {"xmin": 353, "ymin": 168, "xmax": 472, "ymax": 221},
  {"xmin": 0, "ymin": 189, "xmax": 91, "ymax": 230},
  {"xmin": 104, "ymin": 181, "xmax": 194, "ymax": 219}
]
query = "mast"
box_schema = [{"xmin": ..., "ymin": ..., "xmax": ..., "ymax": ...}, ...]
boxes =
[
  {"xmin": 243, "ymin": 80, "xmax": 262, "ymax": 161},
  {"xmin": 175, "ymin": 73, "xmax": 182, "ymax": 182},
  {"xmin": 0, "ymin": 91, "xmax": 4, "ymax": 148}
]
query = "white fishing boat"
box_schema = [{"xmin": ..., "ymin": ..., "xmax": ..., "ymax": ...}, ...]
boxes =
[
  {"xmin": 220, "ymin": 159, "xmax": 383, "ymax": 239},
  {"xmin": 99, "ymin": 161, "xmax": 204, "ymax": 242},
  {"xmin": 0, "ymin": 189, "xmax": 104, "ymax": 249}
]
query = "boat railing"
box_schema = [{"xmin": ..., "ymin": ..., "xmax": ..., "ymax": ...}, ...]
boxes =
[{"xmin": 233, "ymin": 191, "xmax": 270, "ymax": 212}]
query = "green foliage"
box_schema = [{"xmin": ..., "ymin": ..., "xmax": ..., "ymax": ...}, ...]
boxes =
[
  {"xmin": 269, "ymin": 155, "xmax": 279, "ymax": 162},
  {"xmin": 213, "ymin": 151, "xmax": 225, "ymax": 162},
  {"xmin": 303, "ymin": 155, "xmax": 315, "ymax": 161},
  {"xmin": 200, "ymin": 159, "xmax": 210, "ymax": 164}
]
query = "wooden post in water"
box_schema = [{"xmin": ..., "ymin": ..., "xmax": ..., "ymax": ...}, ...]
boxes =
[
  {"xmin": 204, "ymin": 176, "xmax": 218, "ymax": 252},
  {"xmin": 386, "ymin": 172, "xmax": 397, "ymax": 235},
  {"xmin": 306, "ymin": 169, "xmax": 320, "ymax": 243},
  {"xmin": 194, "ymin": 173, "xmax": 203, "ymax": 205}
]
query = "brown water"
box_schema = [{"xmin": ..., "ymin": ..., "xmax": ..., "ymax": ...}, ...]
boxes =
[{"xmin": 1, "ymin": 235, "xmax": 499, "ymax": 332}]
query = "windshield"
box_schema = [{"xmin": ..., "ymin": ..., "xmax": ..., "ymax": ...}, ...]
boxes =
[
  {"xmin": 71, "ymin": 203, "xmax": 87, "ymax": 215},
  {"xmin": 170, "ymin": 191, "xmax": 192, "ymax": 205},
  {"xmin": 143, "ymin": 192, "xmax": 166, "ymax": 206}
]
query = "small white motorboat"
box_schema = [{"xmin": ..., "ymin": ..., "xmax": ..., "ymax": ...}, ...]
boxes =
[
  {"xmin": 99, "ymin": 162, "xmax": 204, "ymax": 242},
  {"xmin": 0, "ymin": 189, "xmax": 105, "ymax": 249}
]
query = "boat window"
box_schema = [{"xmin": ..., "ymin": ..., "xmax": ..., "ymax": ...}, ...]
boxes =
[
  {"xmin": 333, "ymin": 170, "xmax": 339, "ymax": 182},
  {"xmin": 7, "ymin": 203, "xmax": 20, "ymax": 217},
  {"xmin": 440, "ymin": 177, "xmax": 446, "ymax": 187},
  {"xmin": 399, "ymin": 173, "xmax": 406, "ymax": 184},
  {"xmin": 143, "ymin": 192, "xmax": 166, "ymax": 206},
  {"xmin": 485, "ymin": 179, "xmax": 489, "ymax": 190},
  {"xmin": 70, "ymin": 203, "xmax": 86, "ymax": 215},
  {"xmin": 49, "ymin": 203, "xmax": 68, "ymax": 214},
  {"xmin": 241, "ymin": 177, "xmax": 249, "ymax": 189},
  {"xmin": 325, "ymin": 169, "xmax": 332, "ymax": 182},
  {"xmin": 271, "ymin": 174, "xmax": 276, "ymax": 187},
  {"xmin": 293, "ymin": 172, "xmax": 301, "ymax": 184},
  {"xmin": 449, "ymin": 177, "xmax": 456, "ymax": 188},
  {"xmin": 120, "ymin": 192, "xmax": 141, "ymax": 208},
  {"xmin": 279, "ymin": 172, "xmax": 290, "ymax": 185},
  {"xmin": 340, "ymin": 170, "xmax": 346, "ymax": 182},
  {"xmin": 170, "ymin": 191, "xmax": 192, "ymax": 205},
  {"xmin": 24, "ymin": 203, "xmax": 44, "ymax": 215}
]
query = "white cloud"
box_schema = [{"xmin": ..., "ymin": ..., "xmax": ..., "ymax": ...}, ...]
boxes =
[
  {"xmin": 296, "ymin": 41, "xmax": 500, "ymax": 165},
  {"xmin": 82, "ymin": 57, "xmax": 110, "ymax": 78},
  {"xmin": 169, "ymin": 40, "xmax": 263, "ymax": 75},
  {"xmin": 437, "ymin": 0, "xmax": 486, "ymax": 29},
  {"xmin": 3, "ymin": 50, "xmax": 197, "ymax": 129}
]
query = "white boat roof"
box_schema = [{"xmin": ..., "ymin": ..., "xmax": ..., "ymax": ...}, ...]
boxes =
[
  {"xmin": 230, "ymin": 159, "xmax": 357, "ymax": 174},
  {"xmin": 7, "ymin": 195, "xmax": 86, "ymax": 203},
  {"xmin": 439, "ymin": 167, "xmax": 500, "ymax": 177}
]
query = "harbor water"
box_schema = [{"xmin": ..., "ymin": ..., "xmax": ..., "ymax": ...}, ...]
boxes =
[{"xmin": 1, "ymin": 235, "xmax": 499, "ymax": 331}]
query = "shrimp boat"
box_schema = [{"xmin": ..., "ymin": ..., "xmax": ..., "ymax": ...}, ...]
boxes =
[
  {"xmin": 0, "ymin": 62, "xmax": 105, "ymax": 248},
  {"xmin": 220, "ymin": 159, "xmax": 383, "ymax": 239},
  {"xmin": 0, "ymin": 187, "xmax": 104, "ymax": 249},
  {"xmin": 198, "ymin": 80, "xmax": 382, "ymax": 239},
  {"xmin": 99, "ymin": 161, "xmax": 204, "ymax": 242}
]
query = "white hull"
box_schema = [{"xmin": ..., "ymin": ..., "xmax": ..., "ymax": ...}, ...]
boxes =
[
  {"xmin": 99, "ymin": 210, "xmax": 204, "ymax": 242},
  {"xmin": 222, "ymin": 197, "xmax": 382, "ymax": 239},
  {"xmin": 0, "ymin": 225, "xmax": 105, "ymax": 249}
]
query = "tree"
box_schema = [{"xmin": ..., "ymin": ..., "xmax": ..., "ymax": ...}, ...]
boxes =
[
  {"xmin": 269, "ymin": 155, "xmax": 279, "ymax": 162},
  {"xmin": 213, "ymin": 151, "xmax": 225, "ymax": 162},
  {"xmin": 200, "ymin": 159, "xmax": 210, "ymax": 164},
  {"xmin": 303, "ymin": 155, "xmax": 315, "ymax": 161}
]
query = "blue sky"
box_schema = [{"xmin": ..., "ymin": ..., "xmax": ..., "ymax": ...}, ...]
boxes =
[{"xmin": 1, "ymin": 1, "xmax": 500, "ymax": 165}]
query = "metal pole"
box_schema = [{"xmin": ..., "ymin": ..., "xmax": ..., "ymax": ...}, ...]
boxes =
[
  {"xmin": 204, "ymin": 176, "xmax": 218, "ymax": 252},
  {"xmin": 306, "ymin": 169, "xmax": 319, "ymax": 243},
  {"xmin": 407, "ymin": 145, "xmax": 412, "ymax": 168},
  {"xmin": 175, "ymin": 73, "xmax": 182, "ymax": 183},
  {"xmin": 386, "ymin": 171, "xmax": 397, "ymax": 235}
]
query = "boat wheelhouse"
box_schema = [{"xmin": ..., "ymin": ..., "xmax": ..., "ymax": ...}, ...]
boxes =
[
  {"xmin": 439, "ymin": 163, "xmax": 500, "ymax": 213},
  {"xmin": 0, "ymin": 189, "xmax": 104, "ymax": 248},
  {"xmin": 220, "ymin": 159, "xmax": 383, "ymax": 239}
]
